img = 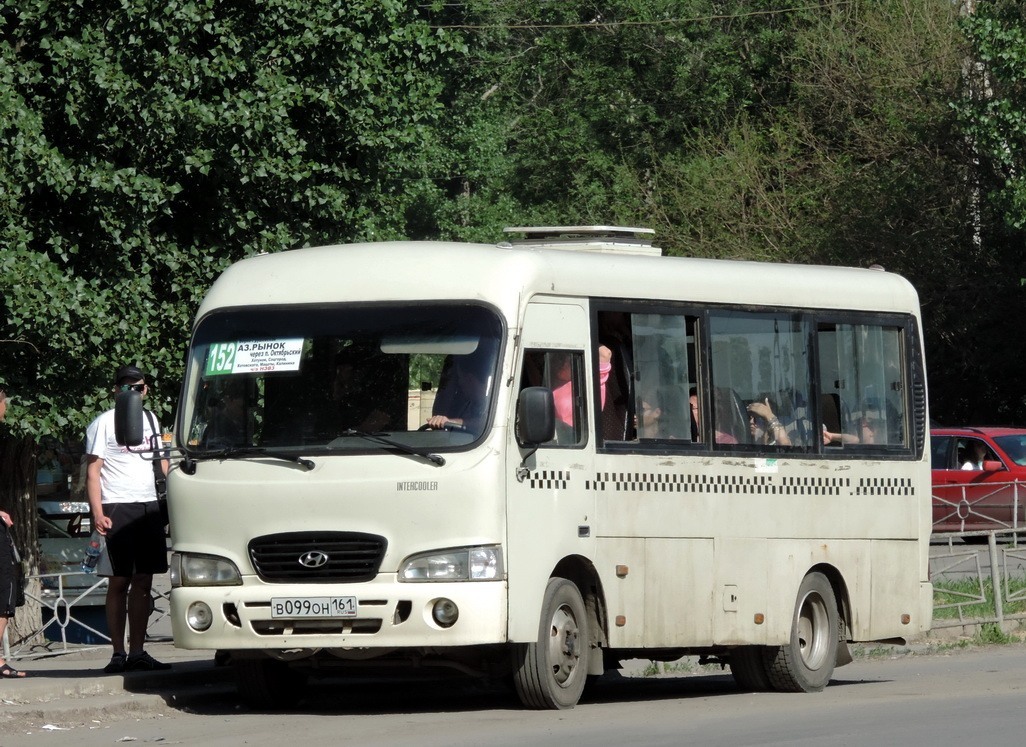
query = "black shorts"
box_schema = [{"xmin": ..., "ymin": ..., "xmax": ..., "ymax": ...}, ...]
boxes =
[{"xmin": 102, "ymin": 501, "xmax": 169, "ymax": 577}]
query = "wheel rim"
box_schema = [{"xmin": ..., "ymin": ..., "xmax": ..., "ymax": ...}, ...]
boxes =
[
  {"xmin": 546, "ymin": 602, "xmax": 581, "ymax": 687},
  {"xmin": 796, "ymin": 590, "xmax": 830, "ymax": 670}
]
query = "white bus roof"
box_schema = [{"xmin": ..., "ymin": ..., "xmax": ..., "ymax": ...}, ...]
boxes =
[{"xmin": 196, "ymin": 237, "xmax": 920, "ymax": 322}]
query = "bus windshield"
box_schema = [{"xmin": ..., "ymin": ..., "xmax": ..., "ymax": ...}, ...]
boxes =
[{"xmin": 183, "ymin": 303, "xmax": 503, "ymax": 454}]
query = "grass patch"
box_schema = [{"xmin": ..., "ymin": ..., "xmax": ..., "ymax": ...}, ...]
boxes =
[
  {"xmin": 974, "ymin": 623, "xmax": 1015, "ymax": 645},
  {"xmin": 932, "ymin": 577, "xmax": 1026, "ymax": 620},
  {"xmin": 641, "ymin": 658, "xmax": 722, "ymax": 676},
  {"xmin": 850, "ymin": 644, "xmax": 895, "ymax": 659}
]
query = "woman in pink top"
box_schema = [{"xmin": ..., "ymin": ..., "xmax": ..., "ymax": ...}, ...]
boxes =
[{"xmin": 552, "ymin": 346, "xmax": 612, "ymax": 426}]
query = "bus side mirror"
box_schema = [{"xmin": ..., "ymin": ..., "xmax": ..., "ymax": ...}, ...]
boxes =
[
  {"xmin": 517, "ymin": 387, "xmax": 556, "ymax": 446},
  {"xmin": 114, "ymin": 390, "xmax": 145, "ymax": 446}
]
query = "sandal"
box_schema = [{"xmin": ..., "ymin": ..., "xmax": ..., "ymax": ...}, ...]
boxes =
[{"xmin": 0, "ymin": 663, "xmax": 27, "ymax": 678}]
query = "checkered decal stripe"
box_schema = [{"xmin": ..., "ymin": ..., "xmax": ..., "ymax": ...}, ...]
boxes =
[
  {"xmin": 525, "ymin": 470, "xmax": 915, "ymax": 497},
  {"xmin": 584, "ymin": 473, "xmax": 856, "ymax": 495},
  {"xmin": 528, "ymin": 470, "xmax": 570, "ymax": 490},
  {"xmin": 855, "ymin": 477, "xmax": 915, "ymax": 496}
]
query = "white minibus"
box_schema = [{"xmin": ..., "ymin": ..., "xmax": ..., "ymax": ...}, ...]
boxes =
[{"xmin": 143, "ymin": 227, "xmax": 932, "ymax": 709}]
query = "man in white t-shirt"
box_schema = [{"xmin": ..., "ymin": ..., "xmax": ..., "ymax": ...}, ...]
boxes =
[{"xmin": 86, "ymin": 365, "xmax": 170, "ymax": 674}]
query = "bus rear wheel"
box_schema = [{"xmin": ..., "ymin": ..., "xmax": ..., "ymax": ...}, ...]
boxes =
[
  {"xmin": 765, "ymin": 572, "xmax": 838, "ymax": 693},
  {"xmin": 512, "ymin": 577, "xmax": 589, "ymax": 709}
]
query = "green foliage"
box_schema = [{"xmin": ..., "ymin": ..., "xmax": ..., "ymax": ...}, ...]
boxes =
[
  {"xmin": 975, "ymin": 622, "xmax": 1015, "ymax": 645},
  {"xmin": 932, "ymin": 576, "xmax": 1026, "ymax": 620},
  {"xmin": 955, "ymin": 1, "xmax": 1026, "ymax": 229},
  {"xmin": 1, "ymin": 0, "xmax": 1025, "ymax": 445},
  {"xmin": 0, "ymin": 0, "xmax": 463, "ymax": 439}
]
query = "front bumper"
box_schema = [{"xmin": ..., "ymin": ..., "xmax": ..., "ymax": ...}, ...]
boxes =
[{"xmin": 170, "ymin": 575, "xmax": 508, "ymax": 651}]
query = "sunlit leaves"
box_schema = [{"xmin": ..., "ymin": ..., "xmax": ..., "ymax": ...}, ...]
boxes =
[{"xmin": 0, "ymin": 0, "xmax": 462, "ymax": 439}]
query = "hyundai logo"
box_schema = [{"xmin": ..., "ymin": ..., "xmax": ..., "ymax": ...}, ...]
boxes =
[{"xmin": 298, "ymin": 551, "xmax": 330, "ymax": 568}]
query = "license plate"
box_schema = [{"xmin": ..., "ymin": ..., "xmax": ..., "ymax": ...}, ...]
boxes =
[{"xmin": 270, "ymin": 596, "xmax": 358, "ymax": 619}]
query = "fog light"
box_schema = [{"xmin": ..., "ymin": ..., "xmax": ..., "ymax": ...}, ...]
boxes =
[
  {"xmin": 187, "ymin": 601, "xmax": 213, "ymax": 631},
  {"xmin": 432, "ymin": 598, "xmax": 459, "ymax": 628}
]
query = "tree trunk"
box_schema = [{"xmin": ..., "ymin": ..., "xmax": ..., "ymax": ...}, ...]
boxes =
[{"xmin": 0, "ymin": 434, "xmax": 42, "ymax": 646}]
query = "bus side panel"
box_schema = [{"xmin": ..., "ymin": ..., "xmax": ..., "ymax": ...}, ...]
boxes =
[
  {"xmin": 644, "ymin": 538, "xmax": 717, "ymax": 646},
  {"xmin": 711, "ymin": 538, "xmax": 771, "ymax": 645},
  {"xmin": 594, "ymin": 538, "xmax": 646, "ymax": 648},
  {"xmin": 869, "ymin": 539, "xmax": 933, "ymax": 638}
]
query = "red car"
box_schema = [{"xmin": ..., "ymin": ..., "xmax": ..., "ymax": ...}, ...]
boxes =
[{"xmin": 931, "ymin": 427, "xmax": 1026, "ymax": 534}]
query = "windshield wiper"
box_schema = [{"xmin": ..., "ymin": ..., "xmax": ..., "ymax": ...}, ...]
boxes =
[
  {"xmin": 337, "ymin": 429, "xmax": 446, "ymax": 467},
  {"xmin": 188, "ymin": 446, "xmax": 315, "ymax": 471}
]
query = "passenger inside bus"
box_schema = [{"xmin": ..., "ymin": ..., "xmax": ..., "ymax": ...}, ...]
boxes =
[
  {"xmin": 689, "ymin": 390, "xmax": 700, "ymax": 441},
  {"xmin": 636, "ymin": 390, "xmax": 663, "ymax": 439},
  {"xmin": 203, "ymin": 379, "xmax": 247, "ymax": 448},
  {"xmin": 747, "ymin": 396, "xmax": 792, "ymax": 446},
  {"xmin": 712, "ymin": 388, "xmax": 747, "ymax": 444},
  {"xmin": 820, "ymin": 393, "xmax": 860, "ymax": 445},
  {"xmin": 426, "ymin": 344, "xmax": 494, "ymax": 434},
  {"xmin": 553, "ymin": 345, "xmax": 612, "ymax": 427},
  {"xmin": 328, "ymin": 347, "xmax": 392, "ymax": 433},
  {"xmin": 636, "ymin": 385, "xmax": 691, "ymax": 440}
]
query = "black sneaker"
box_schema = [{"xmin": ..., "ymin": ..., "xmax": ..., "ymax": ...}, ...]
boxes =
[
  {"xmin": 126, "ymin": 651, "xmax": 172, "ymax": 671},
  {"xmin": 103, "ymin": 653, "xmax": 127, "ymax": 674}
]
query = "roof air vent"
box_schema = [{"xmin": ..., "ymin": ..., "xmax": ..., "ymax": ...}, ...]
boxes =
[{"xmin": 502, "ymin": 225, "xmax": 660, "ymax": 256}]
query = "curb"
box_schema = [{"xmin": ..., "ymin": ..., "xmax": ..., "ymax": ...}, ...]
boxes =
[{"xmin": 0, "ymin": 665, "xmax": 236, "ymax": 734}]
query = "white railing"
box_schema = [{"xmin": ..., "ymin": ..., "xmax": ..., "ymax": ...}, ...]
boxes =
[{"xmin": 1, "ymin": 570, "xmax": 171, "ymax": 661}]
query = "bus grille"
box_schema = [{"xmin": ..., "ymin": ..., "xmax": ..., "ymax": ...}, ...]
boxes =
[{"xmin": 248, "ymin": 532, "xmax": 387, "ymax": 583}]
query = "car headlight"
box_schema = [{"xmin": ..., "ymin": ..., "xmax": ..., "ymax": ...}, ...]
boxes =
[
  {"xmin": 399, "ymin": 545, "xmax": 503, "ymax": 582},
  {"xmin": 170, "ymin": 552, "xmax": 243, "ymax": 587}
]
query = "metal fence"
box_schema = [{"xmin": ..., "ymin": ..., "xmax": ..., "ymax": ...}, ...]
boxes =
[
  {"xmin": 1, "ymin": 570, "xmax": 171, "ymax": 662},
  {"xmin": 932, "ymin": 479, "xmax": 1024, "ymax": 533},
  {"xmin": 930, "ymin": 528, "xmax": 1026, "ymax": 629}
]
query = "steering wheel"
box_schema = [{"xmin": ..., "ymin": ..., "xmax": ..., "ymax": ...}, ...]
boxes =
[{"xmin": 418, "ymin": 421, "xmax": 468, "ymax": 432}]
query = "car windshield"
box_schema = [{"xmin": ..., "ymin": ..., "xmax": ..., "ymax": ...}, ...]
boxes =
[
  {"xmin": 183, "ymin": 303, "xmax": 503, "ymax": 455},
  {"xmin": 993, "ymin": 435, "xmax": 1026, "ymax": 467}
]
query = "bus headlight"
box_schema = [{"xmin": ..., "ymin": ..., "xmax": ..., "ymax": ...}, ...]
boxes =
[
  {"xmin": 170, "ymin": 553, "xmax": 243, "ymax": 587},
  {"xmin": 399, "ymin": 545, "xmax": 503, "ymax": 582}
]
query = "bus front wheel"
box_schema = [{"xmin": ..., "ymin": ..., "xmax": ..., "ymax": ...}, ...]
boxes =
[
  {"xmin": 512, "ymin": 577, "xmax": 589, "ymax": 709},
  {"xmin": 765, "ymin": 571, "xmax": 838, "ymax": 693}
]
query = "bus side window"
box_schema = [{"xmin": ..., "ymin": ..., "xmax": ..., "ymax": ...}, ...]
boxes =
[
  {"xmin": 520, "ymin": 350, "xmax": 585, "ymax": 447},
  {"xmin": 709, "ymin": 310, "xmax": 811, "ymax": 450},
  {"xmin": 818, "ymin": 322, "xmax": 909, "ymax": 448}
]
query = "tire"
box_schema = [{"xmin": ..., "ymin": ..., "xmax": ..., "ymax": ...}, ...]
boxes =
[
  {"xmin": 512, "ymin": 577, "xmax": 590, "ymax": 709},
  {"xmin": 765, "ymin": 572, "xmax": 838, "ymax": 693},
  {"xmin": 234, "ymin": 657, "xmax": 308, "ymax": 710},
  {"xmin": 730, "ymin": 646, "xmax": 773, "ymax": 691}
]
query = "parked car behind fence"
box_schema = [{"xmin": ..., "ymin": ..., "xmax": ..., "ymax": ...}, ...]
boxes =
[{"xmin": 931, "ymin": 427, "xmax": 1026, "ymax": 534}]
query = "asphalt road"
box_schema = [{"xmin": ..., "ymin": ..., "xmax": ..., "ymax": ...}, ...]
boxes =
[{"xmin": 5, "ymin": 644, "xmax": 1026, "ymax": 747}]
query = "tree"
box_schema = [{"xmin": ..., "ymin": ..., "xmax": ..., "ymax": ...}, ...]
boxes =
[
  {"xmin": 0, "ymin": 0, "xmax": 464, "ymax": 640},
  {"xmin": 955, "ymin": 1, "xmax": 1026, "ymax": 230}
]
